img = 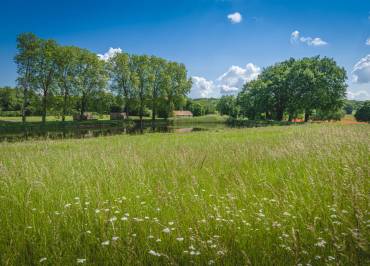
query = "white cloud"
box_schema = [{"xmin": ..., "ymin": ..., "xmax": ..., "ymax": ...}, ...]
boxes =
[
  {"xmin": 227, "ymin": 12, "xmax": 242, "ymax": 24},
  {"xmin": 217, "ymin": 64, "xmax": 261, "ymax": 94},
  {"xmin": 190, "ymin": 63, "xmax": 261, "ymax": 98},
  {"xmin": 291, "ymin": 30, "xmax": 328, "ymax": 46},
  {"xmin": 347, "ymin": 90, "xmax": 370, "ymax": 101},
  {"xmin": 97, "ymin": 47, "xmax": 122, "ymax": 61},
  {"xmin": 352, "ymin": 55, "xmax": 370, "ymax": 83},
  {"xmin": 190, "ymin": 76, "xmax": 215, "ymax": 98},
  {"xmin": 366, "ymin": 38, "xmax": 370, "ymax": 46}
]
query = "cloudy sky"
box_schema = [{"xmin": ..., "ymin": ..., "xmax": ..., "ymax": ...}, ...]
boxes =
[{"xmin": 0, "ymin": 0, "xmax": 369, "ymax": 100}]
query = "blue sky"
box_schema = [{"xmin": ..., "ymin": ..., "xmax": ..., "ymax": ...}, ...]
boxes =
[{"xmin": 1, "ymin": 0, "xmax": 370, "ymax": 100}]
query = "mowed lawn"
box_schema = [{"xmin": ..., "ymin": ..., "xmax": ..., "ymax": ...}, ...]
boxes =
[{"xmin": 0, "ymin": 125, "xmax": 369, "ymax": 265}]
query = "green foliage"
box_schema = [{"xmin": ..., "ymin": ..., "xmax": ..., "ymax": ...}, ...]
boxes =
[
  {"xmin": 12, "ymin": 33, "xmax": 192, "ymax": 122},
  {"xmin": 312, "ymin": 108, "xmax": 345, "ymax": 121},
  {"xmin": 189, "ymin": 102, "xmax": 204, "ymax": 116},
  {"xmin": 238, "ymin": 56, "xmax": 347, "ymax": 121},
  {"xmin": 217, "ymin": 95, "xmax": 239, "ymax": 117},
  {"xmin": 354, "ymin": 101, "xmax": 370, "ymax": 122}
]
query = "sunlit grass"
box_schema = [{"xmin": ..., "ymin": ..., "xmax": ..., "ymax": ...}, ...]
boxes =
[{"xmin": 0, "ymin": 124, "xmax": 369, "ymax": 265}]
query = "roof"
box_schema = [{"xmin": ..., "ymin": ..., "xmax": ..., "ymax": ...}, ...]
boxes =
[{"xmin": 173, "ymin": 110, "xmax": 193, "ymax": 116}]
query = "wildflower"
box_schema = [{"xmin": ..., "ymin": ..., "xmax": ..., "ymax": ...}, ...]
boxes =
[
  {"xmin": 190, "ymin": 251, "xmax": 201, "ymax": 256},
  {"xmin": 176, "ymin": 237, "xmax": 184, "ymax": 241},
  {"xmin": 132, "ymin": 234, "xmax": 137, "ymax": 237},
  {"xmin": 272, "ymin": 221, "xmax": 281, "ymax": 228},
  {"xmin": 148, "ymin": 235, "xmax": 154, "ymax": 239},
  {"xmin": 121, "ymin": 216, "xmax": 128, "ymax": 221},
  {"xmin": 95, "ymin": 209, "xmax": 100, "ymax": 214},
  {"xmin": 86, "ymin": 230, "xmax": 91, "ymax": 234},
  {"xmin": 77, "ymin": 258, "xmax": 86, "ymax": 264},
  {"xmin": 315, "ymin": 255, "xmax": 321, "ymax": 260},
  {"xmin": 39, "ymin": 257, "xmax": 47, "ymax": 263},
  {"xmin": 328, "ymin": 256, "xmax": 335, "ymax": 261},
  {"xmin": 148, "ymin": 250, "xmax": 161, "ymax": 257},
  {"xmin": 54, "ymin": 211, "xmax": 60, "ymax": 215},
  {"xmin": 168, "ymin": 221, "xmax": 174, "ymax": 225},
  {"xmin": 64, "ymin": 203, "xmax": 71, "ymax": 208},
  {"xmin": 74, "ymin": 197, "xmax": 80, "ymax": 201},
  {"xmin": 314, "ymin": 239, "xmax": 326, "ymax": 248},
  {"xmin": 208, "ymin": 260, "xmax": 215, "ymax": 265},
  {"xmin": 162, "ymin": 227, "xmax": 171, "ymax": 233},
  {"xmin": 109, "ymin": 216, "xmax": 117, "ymax": 223},
  {"xmin": 112, "ymin": 236, "xmax": 119, "ymax": 241},
  {"xmin": 283, "ymin": 212, "xmax": 291, "ymax": 217},
  {"xmin": 101, "ymin": 240, "xmax": 110, "ymax": 246},
  {"xmin": 156, "ymin": 238, "xmax": 161, "ymax": 242}
]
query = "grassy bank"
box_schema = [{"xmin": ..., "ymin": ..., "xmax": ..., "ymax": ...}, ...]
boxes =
[{"xmin": 0, "ymin": 124, "xmax": 369, "ymax": 265}]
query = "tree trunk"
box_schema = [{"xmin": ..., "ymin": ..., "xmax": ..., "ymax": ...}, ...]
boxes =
[
  {"xmin": 62, "ymin": 90, "xmax": 68, "ymax": 122},
  {"xmin": 304, "ymin": 111, "xmax": 310, "ymax": 122},
  {"xmin": 151, "ymin": 99, "xmax": 156, "ymax": 124},
  {"xmin": 22, "ymin": 87, "xmax": 28, "ymax": 123},
  {"xmin": 139, "ymin": 95, "xmax": 144, "ymax": 133},
  {"xmin": 80, "ymin": 94, "xmax": 86, "ymax": 116},
  {"xmin": 124, "ymin": 95, "xmax": 129, "ymax": 119},
  {"xmin": 276, "ymin": 111, "xmax": 284, "ymax": 121},
  {"xmin": 42, "ymin": 89, "xmax": 47, "ymax": 124}
]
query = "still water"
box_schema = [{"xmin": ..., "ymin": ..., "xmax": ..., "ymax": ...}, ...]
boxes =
[{"xmin": 0, "ymin": 122, "xmax": 229, "ymax": 142}]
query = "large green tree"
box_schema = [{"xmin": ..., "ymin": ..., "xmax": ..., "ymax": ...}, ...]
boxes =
[
  {"xmin": 75, "ymin": 49, "xmax": 108, "ymax": 116},
  {"xmin": 237, "ymin": 56, "xmax": 347, "ymax": 122},
  {"xmin": 33, "ymin": 38, "xmax": 59, "ymax": 123},
  {"xmin": 131, "ymin": 55, "xmax": 151, "ymax": 128},
  {"xmin": 163, "ymin": 62, "xmax": 192, "ymax": 118},
  {"xmin": 55, "ymin": 46, "xmax": 80, "ymax": 121},
  {"xmin": 108, "ymin": 52, "xmax": 133, "ymax": 117},
  {"xmin": 14, "ymin": 33, "xmax": 40, "ymax": 122},
  {"xmin": 148, "ymin": 56, "xmax": 167, "ymax": 122}
]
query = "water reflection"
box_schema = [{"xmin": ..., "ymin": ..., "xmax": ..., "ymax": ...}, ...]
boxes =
[{"xmin": 0, "ymin": 123, "xmax": 213, "ymax": 142}]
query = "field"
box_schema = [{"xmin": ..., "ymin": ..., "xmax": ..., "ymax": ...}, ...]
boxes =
[{"xmin": 0, "ymin": 124, "xmax": 369, "ymax": 265}]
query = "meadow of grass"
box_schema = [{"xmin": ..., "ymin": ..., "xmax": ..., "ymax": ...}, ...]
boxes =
[{"xmin": 0, "ymin": 124, "xmax": 369, "ymax": 265}]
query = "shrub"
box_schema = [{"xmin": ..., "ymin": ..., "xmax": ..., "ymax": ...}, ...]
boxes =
[
  {"xmin": 110, "ymin": 105, "xmax": 123, "ymax": 113},
  {"xmin": 355, "ymin": 101, "xmax": 370, "ymax": 122}
]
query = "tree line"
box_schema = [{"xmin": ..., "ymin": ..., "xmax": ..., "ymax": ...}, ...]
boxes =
[
  {"xmin": 217, "ymin": 57, "xmax": 349, "ymax": 122},
  {"xmin": 14, "ymin": 33, "xmax": 192, "ymax": 124}
]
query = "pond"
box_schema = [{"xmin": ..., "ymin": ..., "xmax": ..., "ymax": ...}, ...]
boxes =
[{"xmin": 0, "ymin": 122, "xmax": 230, "ymax": 142}]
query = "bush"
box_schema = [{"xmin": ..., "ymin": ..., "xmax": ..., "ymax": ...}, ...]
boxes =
[
  {"xmin": 0, "ymin": 110, "xmax": 22, "ymax": 117},
  {"xmin": 312, "ymin": 109, "xmax": 345, "ymax": 121},
  {"xmin": 110, "ymin": 105, "xmax": 123, "ymax": 113},
  {"xmin": 355, "ymin": 101, "xmax": 370, "ymax": 122}
]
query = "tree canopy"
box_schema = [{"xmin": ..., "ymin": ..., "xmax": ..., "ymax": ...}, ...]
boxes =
[
  {"xmin": 237, "ymin": 57, "xmax": 347, "ymax": 121},
  {"xmin": 13, "ymin": 33, "xmax": 192, "ymax": 122}
]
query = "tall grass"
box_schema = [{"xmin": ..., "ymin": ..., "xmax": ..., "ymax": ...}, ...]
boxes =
[{"xmin": 0, "ymin": 124, "xmax": 369, "ymax": 265}]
